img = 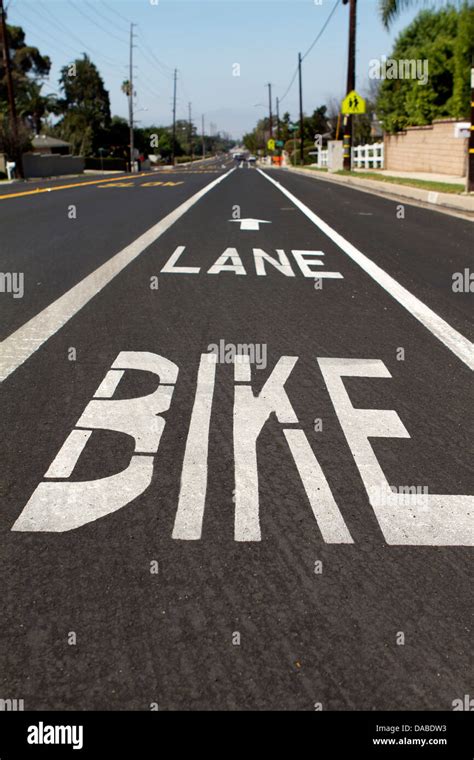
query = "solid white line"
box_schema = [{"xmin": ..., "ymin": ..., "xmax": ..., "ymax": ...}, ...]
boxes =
[
  {"xmin": 258, "ymin": 169, "xmax": 474, "ymax": 371},
  {"xmin": 0, "ymin": 168, "xmax": 235, "ymax": 383}
]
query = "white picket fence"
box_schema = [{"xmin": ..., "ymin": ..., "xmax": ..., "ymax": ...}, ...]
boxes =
[
  {"xmin": 313, "ymin": 142, "xmax": 384, "ymax": 170},
  {"xmin": 317, "ymin": 149, "xmax": 328, "ymax": 167},
  {"xmin": 352, "ymin": 142, "xmax": 384, "ymax": 169}
]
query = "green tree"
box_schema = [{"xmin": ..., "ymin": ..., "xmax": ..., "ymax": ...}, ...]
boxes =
[
  {"xmin": 54, "ymin": 55, "xmax": 111, "ymax": 155},
  {"xmin": 19, "ymin": 81, "xmax": 58, "ymax": 135},
  {"xmin": 376, "ymin": 6, "xmax": 472, "ymax": 132},
  {"xmin": 0, "ymin": 24, "xmax": 50, "ymax": 114},
  {"xmin": 0, "ymin": 23, "xmax": 51, "ymax": 158},
  {"xmin": 379, "ymin": 0, "xmax": 463, "ymax": 28}
]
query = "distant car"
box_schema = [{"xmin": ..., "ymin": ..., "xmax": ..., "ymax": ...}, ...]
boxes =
[{"xmin": 247, "ymin": 155, "xmax": 257, "ymax": 164}]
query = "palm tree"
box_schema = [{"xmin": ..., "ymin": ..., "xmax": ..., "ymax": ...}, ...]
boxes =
[
  {"xmin": 379, "ymin": 0, "xmax": 461, "ymax": 28},
  {"xmin": 19, "ymin": 81, "xmax": 58, "ymax": 135},
  {"xmin": 379, "ymin": 0, "xmax": 413, "ymax": 28}
]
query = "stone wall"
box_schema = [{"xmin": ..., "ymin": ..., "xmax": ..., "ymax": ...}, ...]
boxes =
[{"xmin": 384, "ymin": 119, "xmax": 468, "ymax": 177}]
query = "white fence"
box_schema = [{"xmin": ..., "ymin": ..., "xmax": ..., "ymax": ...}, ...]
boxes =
[
  {"xmin": 312, "ymin": 142, "xmax": 384, "ymax": 170},
  {"xmin": 352, "ymin": 142, "xmax": 384, "ymax": 169}
]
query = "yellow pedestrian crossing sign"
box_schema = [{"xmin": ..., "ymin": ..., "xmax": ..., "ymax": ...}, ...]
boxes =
[
  {"xmin": 341, "ymin": 90, "xmax": 366, "ymax": 115},
  {"xmin": 267, "ymin": 138, "xmax": 275, "ymax": 151}
]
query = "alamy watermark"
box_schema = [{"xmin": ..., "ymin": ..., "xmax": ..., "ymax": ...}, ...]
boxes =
[
  {"xmin": 452, "ymin": 268, "xmax": 473, "ymax": 293},
  {"xmin": 369, "ymin": 55, "xmax": 429, "ymax": 86},
  {"xmin": 0, "ymin": 698, "xmax": 24, "ymax": 711},
  {"xmin": 0, "ymin": 271, "xmax": 24, "ymax": 298},
  {"xmin": 207, "ymin": 340, "xmax": 267, "ymax": 370},
  {"xmin": 368, "ymin": 483, "xmax": 429, "ymax": 508}
]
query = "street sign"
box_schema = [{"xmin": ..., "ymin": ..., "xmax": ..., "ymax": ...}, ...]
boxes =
[
  {"xmin": 341, "ymin": 90, "xmax": 366, "ymax": 115},
  {"xmin": 267, "ymin": 138, "xmax": 275, "ymax": 151},
  {"xmin": 276, "ymin": 140, "xmax": 284, "ymax": 148}
]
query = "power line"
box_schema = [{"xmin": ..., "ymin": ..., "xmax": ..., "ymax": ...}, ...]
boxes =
[
  {"xmin": 83, "ymin": 0, "xmax": 128, "ymax": 41},
  {"xmin": 10, "ymin": 5, "xmax": 100, "ymax": 66},
  {"xmin": 279, "ymin": 66, "xmax": 298, "ymax": 105},
  {"xmin": 136, "ymin": 28, "xmax": 174, "ymax": 76},
  {"xmin": 101, "ymin": 0, "xmax": 132, "ymax": 27},
  {"xmin": 32, "ymin": 1, "xmax": 122, "ymax": 67},
  {"xmin": 137, "ymin": 46, "xmax": 173, "ymax": 82},
  {"xmin": 69, "ymin": 0, "xmax": 128, "ymax": 46},
  {"xmin": 278, "ymin": 0, "xmax": 341, "ymax": 105},
  {"xmin": 302, "ymin": 0, "xmax": 342, "ymax": 61},
  {"xmin": 135, "ymin": 71, "xmax": 161, "ymax": 101}
]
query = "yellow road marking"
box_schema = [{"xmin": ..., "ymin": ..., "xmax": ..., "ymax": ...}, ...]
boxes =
[
  {"xmin": 141, "ymin": 180, "xmax": 184, "ymax": 187},
  {"xmin": 98, "ymin": 182, "xmax": 133, "ymax": 188},
  {"xmin": 0, "ymin": 168, "xmax": 224, "ymax": 200},
  {"xmin": 0, "ymin": 172, "xmax": 153, "ymax": 201}
]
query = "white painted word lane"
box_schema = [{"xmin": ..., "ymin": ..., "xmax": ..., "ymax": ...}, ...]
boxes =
[
  {"xmin": 161, "ymin": 246, "xmax": 343, "ymax": 279},
  {"xmin": 12, "ymin": 351, "xmax": 473, "ymax": 547}
]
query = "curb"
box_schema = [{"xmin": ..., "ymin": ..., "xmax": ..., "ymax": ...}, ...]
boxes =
[{"xmin": 275, "ymin": 166, "xmax": 474, "ymax": 220}]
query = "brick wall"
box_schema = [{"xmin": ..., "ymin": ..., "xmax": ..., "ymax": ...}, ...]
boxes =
[{"xmin": 384, "ymin": 119, "xmax": 468, "ymax": 177}]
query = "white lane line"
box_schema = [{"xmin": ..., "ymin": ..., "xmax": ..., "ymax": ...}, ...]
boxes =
[
  {"xmin": 258, "ymin": 169, "xmax": 474, "ymax": 371},
  {"xmin": 0, "ymin": 169, "xmax": 235, "ymax": 383}
]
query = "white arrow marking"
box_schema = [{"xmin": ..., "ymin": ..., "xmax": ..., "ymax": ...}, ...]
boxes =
[{"xmin": 228, "ymin": 218, "xmax": 271, "ymax": 231}]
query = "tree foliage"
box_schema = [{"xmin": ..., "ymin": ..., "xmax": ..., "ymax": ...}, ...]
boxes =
[
  {"xmin": 0, "ymin": 23, "xmax": 53, "ymax": 150},
  {"xmin": 54, "ymin": 55, "xmax": 111, "ymax": 155},
  {"xmin": 376, "ymin": 4, "xmax": 473, "ymax": 132},
  {"xmin": 243, "ymin": 107, "xmax": 333, "ymax": 162},
  {"xmin": 0, "ymin": 24, "xmax": 51, "ymax": 110}
]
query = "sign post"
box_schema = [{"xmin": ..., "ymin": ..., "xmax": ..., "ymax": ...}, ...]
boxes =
[
  {"xmin": 467, "ymin": 63, "xmax": 474, "ymax": 193},
  {"xmin": 341, "ymin": 90, "xmax": 366, "ymax": 171}
]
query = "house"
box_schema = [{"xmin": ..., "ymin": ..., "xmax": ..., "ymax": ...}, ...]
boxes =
[{"xmin": 31, "ymin": 135, "xmax": 71, "ymax": 156}]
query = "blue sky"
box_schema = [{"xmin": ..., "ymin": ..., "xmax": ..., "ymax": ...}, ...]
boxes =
[{"xmin": 8, "ymin": 0, "xmax": 425, "ymax": 137}]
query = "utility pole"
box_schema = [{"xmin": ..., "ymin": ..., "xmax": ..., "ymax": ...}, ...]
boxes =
[
  {"xmin": 298, "ymin": 52, "xmax": 304, "ymax": 165},
  {"xmin": 267, "ymin": 83, "xmax": 273, "ymax": 139},
  {"xmin": 188, "ymin": 101, "xmax": 193, "ymax": 160},
  {"xmin": 201, "ymin": 114, "xmax": 205, "ymax": 159},
  {"xmin": 467, "ymin": 56, "xmax": 474, "ymax": 193},
  {"xmin": 276, "ymin": 96, "xmax": 281, "ymax": 165},
  {"xmin": 171, "ymin": 68, "xmax": 177, "ymax": 166},
  {"xmin": 0, "ymin": 0, "xmax": 22, "ymax": 177},
  {"xmin": 128, "ymin": 22, "xmax": 136, "ymax": 172},
  {"xmin": 343, "ymin": 0, "xmax": 357, "ymax": 170}
]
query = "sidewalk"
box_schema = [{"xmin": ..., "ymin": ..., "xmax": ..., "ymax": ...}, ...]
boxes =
[
  {"xmin": 356, "ymin": 168, "xmax": 465, "ymax": 185},
  {"xmin": 280, "ymin": 165, "xmax": 473, "ymax": 220}
]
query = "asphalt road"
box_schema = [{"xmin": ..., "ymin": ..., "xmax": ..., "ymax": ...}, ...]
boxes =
[{"xmin": 0, "ymin": 160, "xmax": 472, "ymax": 711}]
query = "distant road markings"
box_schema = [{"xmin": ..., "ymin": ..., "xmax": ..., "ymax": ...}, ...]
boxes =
[
  {"xmin": 0, "ymin": 173, "xmax": 154, "ymax": 201},
  {"xmin": 0, "ymin": 168, "xmax": 235, "ymax": 383},
  {"xmin": 0, "ymin": 171, "xmax": 222, "ymax": 201},
  {"xmin": 101, "ymin": 180, "xmax": 184, "ymax": 190},
  {"xmin": 141, "ymin": 181, "xmax": 184, "ymax": 187},
  {"xmin": 259, "ymin": 169, "xmax": 474, "ymax": 371},
  {"xmin": 98, "ymin": 182, "xmax": 133, "ymax": 188},
  {"xmin": 99, "ymin": 181, "xmax": 185, "ymax": 188}
]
